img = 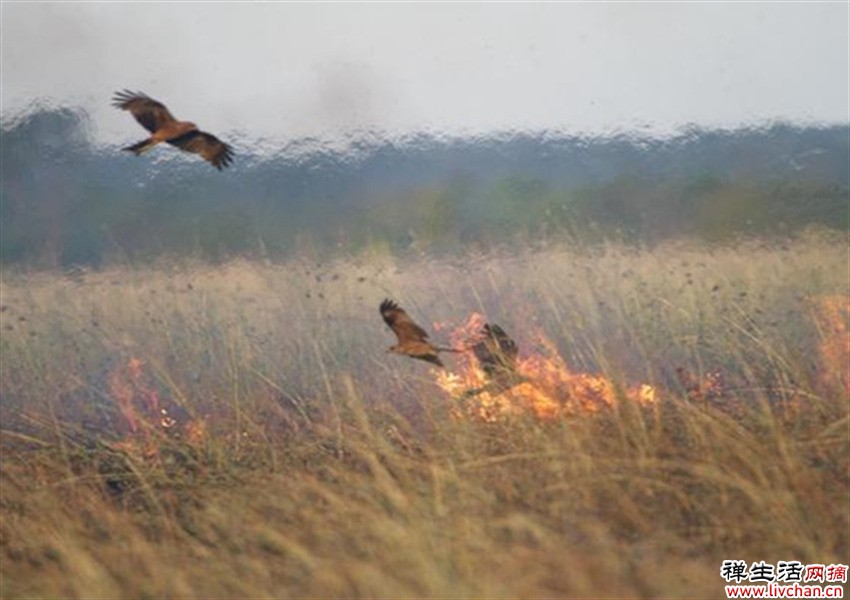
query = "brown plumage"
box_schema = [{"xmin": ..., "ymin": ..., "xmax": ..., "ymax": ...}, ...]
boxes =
[
  {"xmin": 112, "ymin": 90, "xmax": 234, "ymax": 170},
  {"xmin": 463, "ymin": 323, "xmax": 528, "ymax": 398},
  {"xmin": 471, "ymin": 324, "xmax": 519, "ymax": 378},
  {"xmin": 380, "ymin": 299, "xmax": 459, "ymax": 367}
]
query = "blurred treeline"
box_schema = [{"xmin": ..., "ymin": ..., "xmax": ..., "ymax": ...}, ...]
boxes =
[{"xmin": 2, "ymin": 106, "xmax": 848, "ymax": 268}]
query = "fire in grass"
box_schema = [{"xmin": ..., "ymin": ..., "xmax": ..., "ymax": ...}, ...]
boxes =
[
  {"xmin": 434, "ymin": 313, "xmax": 657, "ymax": 422},
  {"xmin": 811, "ymin": 294, "xmax": 850, "ymax": 398},
  {"xmin": 105, "ymin": 357, "xmax": 205, "ymax": 460}
]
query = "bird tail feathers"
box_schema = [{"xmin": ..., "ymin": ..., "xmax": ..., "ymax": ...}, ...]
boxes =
[{"xmin": 123, "ymin": 138, "xmax": 158, "ymax": 155}]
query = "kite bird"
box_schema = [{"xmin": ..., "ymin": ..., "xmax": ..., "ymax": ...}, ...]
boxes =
[
  {"xmin": 471, "ymin": 324, "xmax": 519, "ymax": 378},
  {"xmin": 112, "ymin": 90, "xmax": 234, "ymax": 170},
  {"xmin": 380, "ymin": 299, "xmax": 460, "ymax": 368},
  {"xmin": 463, "ymin": 323, "xmax": 528, "ymax": 398}
]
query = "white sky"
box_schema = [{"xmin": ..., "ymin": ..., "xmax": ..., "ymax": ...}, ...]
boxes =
[{"xmin": 1, "ymin": 1, "xmax": 848, "ymax": 145}]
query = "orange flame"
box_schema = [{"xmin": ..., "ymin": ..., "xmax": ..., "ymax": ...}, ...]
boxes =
[
  {"xmin": 435, "ymin": 314, "xmax": 657, "ymax": 422},
  {"xmin": 107, "ymin": 358, "xmax": 160, "ymax": 435},
  {"xmin": 105, "ymin": 357, "xmax": 205, "ymax": 457},
  {"xmin": 811, "ymin": 294, "xmax": 850, "ymax": 397}
]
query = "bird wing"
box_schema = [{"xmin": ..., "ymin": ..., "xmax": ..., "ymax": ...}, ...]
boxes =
[
  {"xmin": 380, "ymin": 299, "xmax": 430, "ymax": 344},
  {"xmin": 472, "ymin": 324, "xmax": 518, "ymax": 376},
  {"xmin": 487, "ymin": 324, "xmax": 518, "ymax": 362},
  {"xmin": 166, "ymin": 130, "xmax": 235, "ymax": 171},
  {"xmin": 112, "ymin": 90, "xmax": 177, "ymax": 133}
]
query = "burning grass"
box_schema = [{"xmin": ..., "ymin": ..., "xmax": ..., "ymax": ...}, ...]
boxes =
[
  {"xmin": 0, "ymin": 233, "xmax": 848, "ymax": 598},
  {"xmin": 436, "ymin": 314, "xmax": 658, "ymax": 421}
]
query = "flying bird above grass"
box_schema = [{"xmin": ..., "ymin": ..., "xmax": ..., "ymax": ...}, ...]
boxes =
[
  {"xmin": 112, "ymin": 90, "xmax": 234, "ymax": 171},
  {"xmin": 463, "ymin": 323, "xmax": 528, "ymax": 398},
  {"xmin": 471, "ymin": 324, "xmax": 519, "ymax": 378},
  {"xmin": 380, "ymin": 299, "xmax": 460, "ymax": 368}
]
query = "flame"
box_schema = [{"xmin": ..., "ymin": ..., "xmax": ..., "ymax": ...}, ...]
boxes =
[
  {"xmin": 675, "ymin": 366, "xmax": 726, "ymax": 404},
  {"xmin": 811, "ymin": 294, "xmax": 850, "ymax": 397},
  {"xmin": 107, "ymin": 357, "xmax": 160, "ymax": 435},
  {"xmin": 104, "ymin": 357, "xmax": 205, "ymax": 457},
  {"xmin": 435, "ymin": 314, "xmax": 657, "ymax": 422}
]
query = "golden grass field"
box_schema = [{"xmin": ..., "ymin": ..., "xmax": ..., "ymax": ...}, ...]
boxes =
[{"xmin": 1, "ymin": 232, "xmax": 848, "ymax": 598}]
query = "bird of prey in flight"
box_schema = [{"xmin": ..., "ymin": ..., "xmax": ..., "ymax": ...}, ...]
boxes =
[
  {"xmin": 380, "ymin": 299, "xmax": 461, "ymax": 368},
  {"xmin": 112, "ymin": 90, "xmax": 234, "ymax": 170},
  {"xmin": 463, "ymin": 323, "xmax": 528, "ymax": 397}
]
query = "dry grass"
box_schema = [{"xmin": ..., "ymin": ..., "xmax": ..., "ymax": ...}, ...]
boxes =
[{"xmin": 1, "ymin": 232, "xmax": 848, "ymax": 598}]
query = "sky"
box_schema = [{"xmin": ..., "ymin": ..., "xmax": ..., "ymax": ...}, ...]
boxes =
[{"xmin": 1, "ymin": 2, "xmax": 848, "ymax": 145}]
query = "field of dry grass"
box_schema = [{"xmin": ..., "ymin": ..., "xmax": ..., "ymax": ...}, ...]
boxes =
[{"xmin": 1, "ymin": 232, "xmax": 848, "ymax": 598}]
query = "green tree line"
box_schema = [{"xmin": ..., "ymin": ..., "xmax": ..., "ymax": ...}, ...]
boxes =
[{"xmin": 2, "ymin": 107, "xmax": 848, "ymax": 267}]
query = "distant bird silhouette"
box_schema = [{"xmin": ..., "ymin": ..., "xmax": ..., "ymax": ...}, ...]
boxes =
[
  {"xmin": 463, "ymin": 323, "xmax": 528, "ymax": 398},
  {"xmin": 380, "ymin": 299, "xmax": 460, "ymax": 367},
  {"xmin": 112, "ymin": 90, "xmax": 234, "ymax": 170}
]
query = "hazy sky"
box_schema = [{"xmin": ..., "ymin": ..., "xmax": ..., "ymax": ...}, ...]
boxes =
[{"xmin": 2, "ymin": 2, "xmax": 848, "ymax": 145}]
